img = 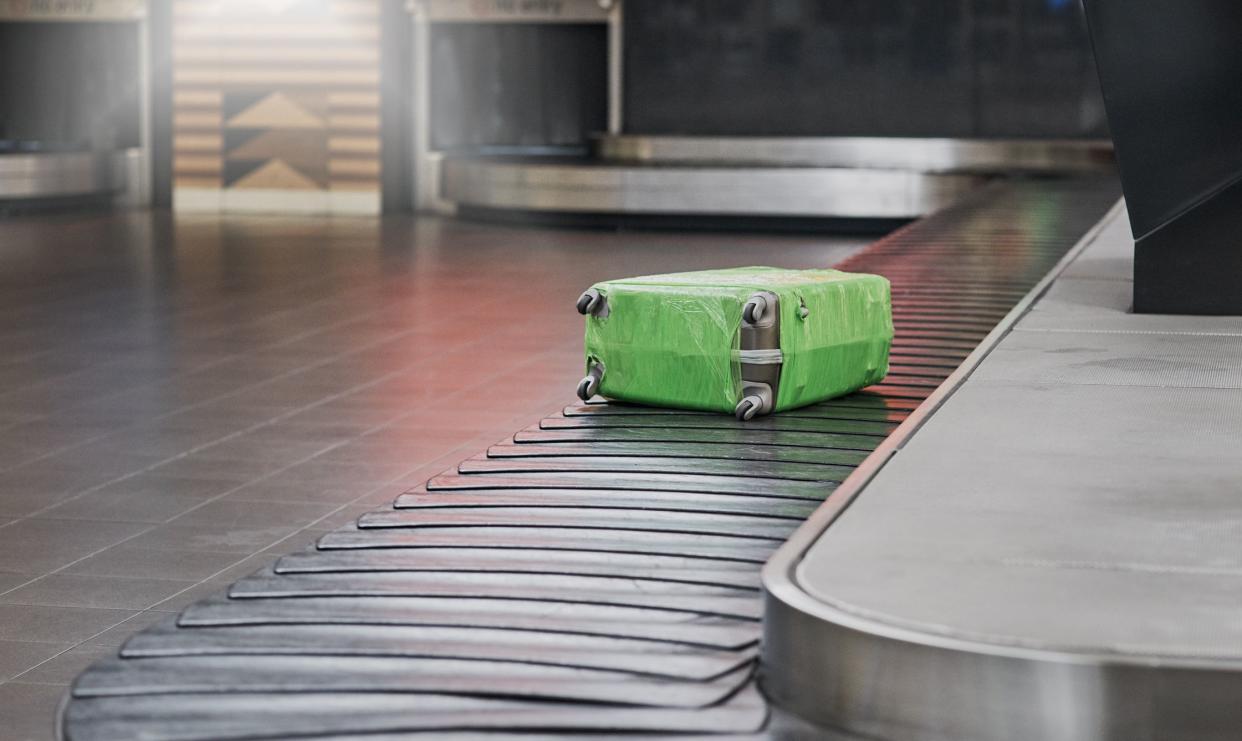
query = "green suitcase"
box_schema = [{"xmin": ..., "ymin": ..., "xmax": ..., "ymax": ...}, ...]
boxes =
[{"xmin": 575, "ymin": 267, "xmax": 893, "ymax": 420}]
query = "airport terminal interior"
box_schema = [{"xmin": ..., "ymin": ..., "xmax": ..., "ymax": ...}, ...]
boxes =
[{"xmin": 1, "ymin": 1, "xmax": 1240, "ymax": 740}]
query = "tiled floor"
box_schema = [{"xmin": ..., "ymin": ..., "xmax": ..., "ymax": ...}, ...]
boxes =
[{"xmin": 0, "ymin": 208, "xmax": 871, "ymax": 740}]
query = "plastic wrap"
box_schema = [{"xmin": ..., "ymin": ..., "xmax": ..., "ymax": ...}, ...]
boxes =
[
  {"xmin": 768, "ymin": 268, "xmax": 891, "ymax": 411},
  {"xmin": 583, "ymin": 267, "xmax": 892, "ymax": 414}
]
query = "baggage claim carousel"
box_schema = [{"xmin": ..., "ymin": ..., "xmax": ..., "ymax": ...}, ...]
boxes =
[
  {"xmin": 0, "ymin": 145, "xmax": 135, "ymax": 208},
  {"xmin": 59, "ymin": 177, "xmax": 1122, "ymax": 740}
]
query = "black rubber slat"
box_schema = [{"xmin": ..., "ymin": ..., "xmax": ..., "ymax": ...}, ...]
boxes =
[
  {"xmin": 394, "ymin": 487, "xmax": 822, "ymax": 519},
  {"xmin": 876, "ymin": 345, "xmax": 971, "ymax": 360},
  {"xmin": 886, "ymin": 363, "xmax": 952, "ymax": 375},
  {"xmin": 63, "ymin": 683, "xmax": 770, "ymax": 740},
  {"xmin": 399, "ymin": 486, "xmax": 824, "ymax": 513},
  {"xmin": 455, "ymin": 453, "xmax": 851, "ymax": 484},
  {"xmin": 585, "ymin": 395, "xmax": 923, "ymax": 413},
  {"xmin": 493, "ymin": 440, "xmax": 873, "ymax": 466},
  {"xmin": 228, "ymin": 571, "xmax": 763, "ymax": 620},
  {"xmin": 316, "ymin": 527, "xmax": 780, "ymax": 562},
  {"xmin": 885, "ymin": 354, "xmax": 963, "ymax": 369},
  {"xmin": 874, "ymin": 374, "xmax": 943, "ymax": 388},
  {"xmin": 274, "ymin": 548, "xmax": 763, "ymax": 589},
  {"xmin": 560, "ymin": 403, "xmax": 906, "ymax": 424},
  {"xmin": 74, "ymin": 656, "xmax": 755, "ymax": 709},
  {"xmin": 512, "ymin": 424, "xmax": 885, "ymax": 452},
  {"xmin": 890, "ymin": 314, "xmax": 1005, "ymax": 327},
  {"xmin": 860, "ymin": 384, "xmax": 936, "ymax": 399},
  {"xmin": 123, "ymin": 620, "xmax": 754, "ymax": 681},
  {"xmin": 579, "ymin": 394, "xmax": 922, "ymax": 413},
  {"xmin": 540, "ymin": 414, "xmax": 897, "ymax": 437},
  {"xmin": 425, "ymin": 471, "xmax": 833, "ymax": 499},
  {"xmin": 177, "ymin": 596, "xmax": 761, "ymax": 650},
  {"xmin": 357, "ymin": 507, "xmax": 800, "ymax": 540}
]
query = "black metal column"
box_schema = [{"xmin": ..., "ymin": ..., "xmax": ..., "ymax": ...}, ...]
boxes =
[
  {"xmin": 380, "ymin": 0, "xmax": 412, "ymax": 213},
  {"xmin": 148, "ymin": 0, "xmax": 174, "ymax": 208},
  {"xmin": 1083, "ymin": 0, "xmax": 1242, "ymax": 314}
]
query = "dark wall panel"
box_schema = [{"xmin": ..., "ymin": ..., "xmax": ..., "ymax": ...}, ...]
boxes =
[
  {"xmin": 0, "ymin": 22, "xmax": 142, "ymax": 149},
  {"xmin": 623, "ymin": 0, "xmax": 1107, "ymax": 139},
  {"xmin": 381, "ymin": 0, "xmax": 412, "ymax": 212},
  {"xmin": 429, "ymin": 23, "xmax": 608, "ymax": 152}
]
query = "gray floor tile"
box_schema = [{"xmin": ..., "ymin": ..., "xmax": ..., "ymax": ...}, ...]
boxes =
[
  {"xmin": 35, "ymin": 489, "xmax": 208, "ymax": 524},
  {"xmin": 0, "ymin": 604, "xmax": 134, "ymax": 644},
  {"xmin": 1, "ymin": 421, "xmax": 113, "ymax": 455},
  {"xmin": 190, "ymin": 437, "xmax": 337, "ymax": 464},
  {"xmin": 257, "ymin": 528, "xmax": 327, "ymax": 555},
  {"xmin": 12, "ymin": 644, "xmax": 119, "ymax": 685},
  {"xmin": 263, "ymin": 458, "xmax": 415, "ymax": 487},
  {"xmin": 0, "ymin": 641, "xmax": 72, "ymax": 683},
  {"xmin": 146, "ymin": 582, "xmax": 231, "ymax": 613},
  {"xmin": 303, "ymin": 502, "xmax": 381, "ymax": 532},
  {"xmin": 218, "ymin": 478, "xmax": 373, "ymax": 504},
  {"xmin": 2, "ymin": 450, "xmax": 163, "ymax": 487},
  {"xmin": 146, "ymin": 454, "xmax": 285, "ymax": 482},
  {"xmin": 0, "ymin": 519, "xmax": 148, "ymax": 573},
  {"xmin": 64, "ymin": 546, "xmax": 247, "ymax": 581},
  {"xmin": 81, "ymin": 610, "xmax": 181, "ymax": 648},
  {"xmin": 166, "ymin": 499, "xmax": 340, "ymax": 529},
  {"xmin": 0, "ymin": 681, "xmax": 68, "ymax": 741},
  {"xmin": 147, "ymin": 555, "xmax": 291, "ymax": 612},
  {"xmin": 0, "ymin": 474, "xmax": 107, "ymax": 518},
  {"xmin": 121, "ymin": 523, "xmax": 303, "ymax": 553},
  {"xmin": 0, "ymin": 570, "xmax": 32, "ymax": 593},
  {"xmin": 67, "ymin": 473, "xmax": 231, "ymax": 503},
  {"xmin": 77, "ymin": 429, "xmax": 234, "ymax": 461},
  {"xmin": 0, "ymin": 574, "xmax": 197, "ymax": 610}
]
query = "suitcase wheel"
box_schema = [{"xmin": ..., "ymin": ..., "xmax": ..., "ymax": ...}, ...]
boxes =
[
  {"xmin": 576, "ymin": 288, "xmax": 603, "ymax": 316},
  {"xmin": 577, "ymin": 375, "xmax": 600, "ymax": 401},
  {"xmin": 735, "ymin": 396, "xmax": 763, "ymax": 421},
  {"xmin": 736, "ymin": 382, "xmax": 773, "ymax": 421},
  {"xmin": 577, "ymin": 362, "xmax": 605, "ymax": 401},
  {"xmin": 742, "ymin": 295, "xmax": 769, "ymax": 324}
]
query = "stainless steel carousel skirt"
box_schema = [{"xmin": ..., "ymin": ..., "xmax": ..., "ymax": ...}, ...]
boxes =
[
  {"xmin": 59, "ymin": 177, "xmax": 1120, "ymax": 740},
  {"xmin": 0, "ymin": 149, "xmax": 132, "ymax": 203},
  {"xmin": 440, "ymin": 156, "xmax": 985, "ymax": 222},
  {"xmin": 594, "ymin": 135, "xmax": 1114, "ymax": 174},
  {"xmin": 436, "ymin": 138, "xmax": 1113, "ymax": 225}
]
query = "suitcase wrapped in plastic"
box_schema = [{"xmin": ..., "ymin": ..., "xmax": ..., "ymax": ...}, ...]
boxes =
[{"xmin": 575, "ymin": 267, "xmax": 893, "ymax": 420}]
